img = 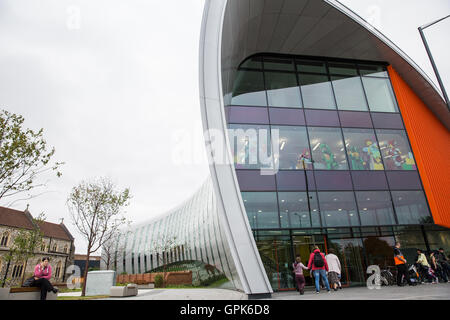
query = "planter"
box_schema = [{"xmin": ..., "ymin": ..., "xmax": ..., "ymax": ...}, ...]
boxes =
[{"xmin": 0, "ymin": 287, "xmax": 10, "ymax": 300}]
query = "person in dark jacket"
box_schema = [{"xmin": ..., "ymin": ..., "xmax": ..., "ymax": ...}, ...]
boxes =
[
  {"xmin": 307, "ymin": 246, "xmax": 331, "ymax": 294},
  {"xmin": 436, "ymin": 248, "xmax": 450, "ymax": 282}
]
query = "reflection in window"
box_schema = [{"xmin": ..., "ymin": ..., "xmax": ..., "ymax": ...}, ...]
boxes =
[
  {"xmin": 318, "ymin": 192, "xmax": 359, "ymax": 227},
  {"xmin": 332, "ymin": 76, "xmax": 368, "ymax": 111},
  {"xmin": 342, "ymin": 128, "xmax": 384, "ymax": 170},
  {"xmin": 272, "ymin": 126, "xmax": 311, "ymax": 170},
  {"xmin": 242, "ymin": 192, "xmax": 279, "ymax": 229},
  {"xmin": 299, "ymin": 74, "xmax": 336, "ymax": 109},
  {"xmin": 228, "ymin": 124, "xmax": 273, "ymax": 169},
  {"xmin": 376, "ymin": 130, "xmax": 416, "ymax": 170},
  {"xmin": 308, "ymin": 127, "xmax": 348, "ymax": 170},
  {"xmin": 355, "ymin": 191, "xmax": 396, "ymax": 226},
  {"xmin": 362, "ymin": 77, "xmax": 398, "ymax": 112},
  {"xmin": 391, "ymin": 191, "xmax": 432, "ymax": 225},
  {"xmin": 278, "ymin": 192, "xmax": 320, "ymax": 228},
  {"xmin": 231, "ymin": 70, "xmax": 267, "ymax": 106},
  {"xmin": 265, "ymin": 72, "xmax": 302, "ymax": 108}
]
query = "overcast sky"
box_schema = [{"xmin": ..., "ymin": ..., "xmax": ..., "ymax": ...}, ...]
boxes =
[{"xmin": 0, "ymin": 0, "xmax": 448, "ymax": 255}]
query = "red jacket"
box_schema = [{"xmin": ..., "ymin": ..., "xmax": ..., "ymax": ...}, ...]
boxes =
[{"xmin": 307, "ymin": 249, "xmax": 329, "ymax": 271}]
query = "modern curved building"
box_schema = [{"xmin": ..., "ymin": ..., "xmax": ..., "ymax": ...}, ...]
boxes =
[{"xmin": 112, "ymin": 0, "xmax": 449, "ymax": 298}]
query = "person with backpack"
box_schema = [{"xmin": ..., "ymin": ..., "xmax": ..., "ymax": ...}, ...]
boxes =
[
  {"xmin": 325, "ymin": 248, "xmax": 341, "ymax": 291},
  {"xmin": 292, "ymin": 255, "xmax": 309, "ymax": 295},
  {"xmin": 307, "ymin": 246, "xmax": 331, "ymax": 294},
  {"xmin": 436, "ymin": 248, "xmax": 450, "ymax": 282}
]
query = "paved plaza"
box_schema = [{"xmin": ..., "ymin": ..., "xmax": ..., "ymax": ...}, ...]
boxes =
[{"xmin": 59, "ymin": 283, "xmax": 450, "ymax": 300}]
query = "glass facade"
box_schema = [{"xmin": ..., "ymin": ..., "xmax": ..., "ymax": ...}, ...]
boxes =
[{"xmin": 227, "ymin": 54, "xmax": 446, "ymax": 291}]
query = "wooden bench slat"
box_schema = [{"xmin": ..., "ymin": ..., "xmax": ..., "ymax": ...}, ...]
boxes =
[{"xmin": 10, "ymin": 287, "xmax": 40, "ymax": 293}]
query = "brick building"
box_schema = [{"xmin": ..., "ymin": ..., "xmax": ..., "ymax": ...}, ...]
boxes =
[{"xmin": 0, "ymin": 206, "xmax": 75, "ymax": 286}]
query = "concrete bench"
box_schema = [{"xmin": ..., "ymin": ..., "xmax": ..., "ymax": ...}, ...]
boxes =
[
  {"xmin": 6, "ymin": 287, "xmax": 58, "ymax": 300},
  {"xmin": 110, "ymin": 283, "xmax": 138, "ymax": 297}
]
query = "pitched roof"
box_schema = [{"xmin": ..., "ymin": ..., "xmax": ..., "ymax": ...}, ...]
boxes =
[
  {"xmin": 0, "ymin": 206, "xmax": 35, "ymax": 230},
  {"xmin": 37, "ymin": 221, "xmax": 73, "ymax": 241},
  {"xmin": 0, "ymin": 206, "xmax": 73, "ymax": 241}
]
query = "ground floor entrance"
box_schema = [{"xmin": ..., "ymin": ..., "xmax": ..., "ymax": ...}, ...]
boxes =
[{"xmin": 253, "ymin": 224, "xmax": 450, "ymax": 292}]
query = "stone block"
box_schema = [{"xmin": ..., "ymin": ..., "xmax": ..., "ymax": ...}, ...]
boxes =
[{"xmin": 85, "ymin": 270, "xmax": 116, "ymax": 296}]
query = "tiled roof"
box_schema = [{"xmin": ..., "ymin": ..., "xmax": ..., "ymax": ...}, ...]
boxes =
[
  {"xmin": 0, "ymin": 206, "xmax": 73, "ymax": 241},
  {"xmin": 0, "ymin": 206, "xmax": 35, "ymax": 230},
  {"xmin": 37, "ymin": 221, "xmax": 73, "ymax": 241}
]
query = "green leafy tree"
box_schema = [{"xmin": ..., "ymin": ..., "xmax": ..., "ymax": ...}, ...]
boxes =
[
  {"xmin": 1, "ymin": 213, "xmax": 46, "ymax": 287},
  {"xmin": 0, "ymin": 109, "xmax": 63, "ymax": 206},
  {"xmin": 67, "ymin": 177, "xmax": 131, "ymax": 296}
]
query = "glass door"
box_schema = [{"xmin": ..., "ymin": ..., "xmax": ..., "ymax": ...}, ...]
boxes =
[{"xmin": 292, "ymin": 234, "xmax": 327, "ymax": 287}]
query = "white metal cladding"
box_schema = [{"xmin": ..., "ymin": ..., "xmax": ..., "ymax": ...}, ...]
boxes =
[
  {"xmin": 199, "ymin": 0, "xmax": 274, "ymax": 295},
  {"xmin": 105, "ymin": 178, "xmax": 242, "ymax": 291}
]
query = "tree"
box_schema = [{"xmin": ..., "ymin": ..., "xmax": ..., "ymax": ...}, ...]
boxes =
[
  {"xmin": 1, "ymin": 213, "xmax": 46, "ymax": 287},
  {"xmin": 67, "ymin": 177, "xmax": 131, "ymax": 296},
  {"xmin": 100, "ymin": 228, "xmax": 131, "ymax": 271},
  {"xmin": 0, "ymin": 109, "xmax": 63, "ymax": 206}
]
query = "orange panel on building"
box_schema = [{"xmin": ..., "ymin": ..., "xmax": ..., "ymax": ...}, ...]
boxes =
[{"xmin": 388, "ymin": 66, "xmax": 450, "ymax": 228}]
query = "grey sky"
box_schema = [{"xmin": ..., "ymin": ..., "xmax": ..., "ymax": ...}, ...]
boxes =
[{"xmin": 0, "ymin": 0, "xmax": 448, "ymax": 255}]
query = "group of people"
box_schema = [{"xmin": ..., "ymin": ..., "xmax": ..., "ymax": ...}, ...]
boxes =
[
  {"xmin": 394, "ymin": 242, "xmax": 450, "ymax": 286},
  {"xmin": 292, "ymin": 246, "xmax": 342, "ymax": 295}
]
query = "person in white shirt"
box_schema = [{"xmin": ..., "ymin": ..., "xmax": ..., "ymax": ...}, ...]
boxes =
[{"xmin": 325, "ymin": 248, "xmax": 342, "ymax": 291}]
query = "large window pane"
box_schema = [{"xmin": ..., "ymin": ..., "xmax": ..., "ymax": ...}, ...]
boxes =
[
  {"xmin": 342, "ymin": 128, "xmax": 384, "ymax": 170},
  {"xmin": 278, "ymin": 192, "xmax": 320, "ymax": 228},
  {"xmin": 308, "ymin": 127, "xmax": 348, "ymax": 170},
  {"xmin": 332, "ymin": 76, "xmax": 368, "ymax": 111},
  {"xmin": 240, "ymin": 56, "xmax": 263, "ymax": 69},
  {"xmin": 358, "ymin": 64, "xmax": 388, "ymax": 77},
  {"xmin": 231, "ymin": 70, "xmax": 267, "ymax": 106},
  {"xmin": 362, "ymin": 77, "xmax": 398, "ymax": 112},
  {"xmin": 228, "ymin": 124, "xmax": 273, "ymax": 170},
  {"xmin": 328, "ymin": 62, "xmax": 358, "ymax": 76},
  {"xmin": 318, "ymin": 192, "xmax": 359, "ymax": 227},
  {"xmin": 299, "ymin": 74, "xmax": 336, "ymax": 109},
  {"xmin": 356, "ymin": 191, "xmax": 396, "ymax": 226},
  {"xmin": 296, "ymin": 60, "xmax": 327, "ymax": 73},
  {"xmin": 265, "ymin": 72, "xmax": 302, "ymax": 108},
  {"xmin": 391, "ymin": 191, "xmax": 432, "ymax": 225},
  {"xmin": 242, "ymin": 192, "xmax": 279, "ymax": 229},
  {"xmin": 263, "ymin": 56, "xmax": 295, "ymax": 71},
  {"xmin": 376, "ymin": 129, "xmax": 416, "ymax": 170},
  {"xmin": 272, "ymin": 126, "xmax": 311, "ymax": 170}
]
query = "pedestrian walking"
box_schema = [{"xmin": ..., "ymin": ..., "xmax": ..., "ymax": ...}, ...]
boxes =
[
  {"xmin": 436, "ymin": 248, "xmax": 450, "ymax": 282},
  {"xmin": 325, "ymin": 248, "xmax": 341, "ymax": 291},
  {"xmin": 430, "ymin": 250, "xmax": 448, "ymax": 283},
  {"xmin": 307, "ymin": 246, "xmax": 331, "ymax": 294},
  {"xmin": 292, "ymin": 255, "xmax": 308, "ymax": 295},
  {"xmin": 393, "ymin": 242, "xmax": 414, "ymax": 286}
]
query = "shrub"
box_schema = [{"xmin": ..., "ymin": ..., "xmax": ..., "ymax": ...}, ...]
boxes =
[{"xmin": 154, "ymin": 274, "xmax": 163, "ymax": 288}]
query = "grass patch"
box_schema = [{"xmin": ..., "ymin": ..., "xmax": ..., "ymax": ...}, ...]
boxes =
[
  {"xmin": 57, "ymin": 295, "xmax": 110, "ymax": 300},
  {"xmin": 58, "ymin": 288, "xmax": 82, "ymax": 293},
  {"xmin": 208, "ymin": 277, "xmax": 229, "ymax": 288}
]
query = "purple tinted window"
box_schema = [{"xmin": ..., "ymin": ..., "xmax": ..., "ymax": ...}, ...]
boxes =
[
  {"xmin": 386, "ymin": 171, "xmax": 422, "ymax": 190},
  {"xmin": 305, "ymin": 109, "xmax": 340, "ymax": 127},
  {"xmin": 276, "ymin": 171, "xmax": 316, "ymax": 191},
  {"xmin": 314, "ymin": 171, "xmax": 353, "ymax": 190},
  {"xmin": 226, "ymin": 106, "xmax": 269, "ymax": 124},
  {"xmin": 339, "ymin": 111, "xmax": 373, "ymax": 128},
  {"xmin": 236, "ymin": 170, "xmax": 276, "ymax": 191},
  {"xmin": 371, "ymin": 113, "xmax": 404, "ymax": 129},
  {"xmin": 351, "ymin": 171, "xmax": 388, "ymax": 190},
  {"xmin": 269, "ymin": 108, "xmax": 305, "ymax": 125}
]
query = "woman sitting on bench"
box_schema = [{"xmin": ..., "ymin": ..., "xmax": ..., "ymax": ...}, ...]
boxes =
[{"xmin": 33, "ymin": 257, "xmax": 58, "ymax": 300}]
